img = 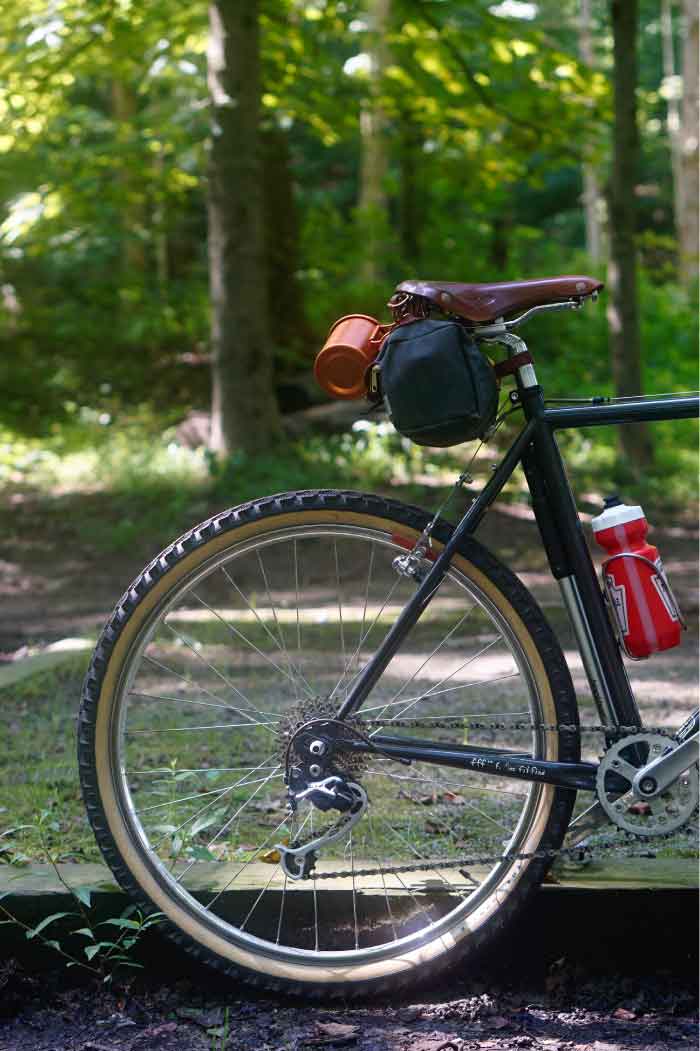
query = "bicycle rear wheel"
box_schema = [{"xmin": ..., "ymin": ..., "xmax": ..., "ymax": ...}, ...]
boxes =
[{"xmin": 78, "ymin": 489, "xmax": 578, "ymax": 996}]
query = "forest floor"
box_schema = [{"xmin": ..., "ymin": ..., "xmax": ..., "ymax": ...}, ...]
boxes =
[
  {"xmin": 1, "ymin": 480, "xmax": 698, "ymax": 651},
  {"xmin": 0, "ymin": 962, "xmax": 698, "ymax": 1051}
]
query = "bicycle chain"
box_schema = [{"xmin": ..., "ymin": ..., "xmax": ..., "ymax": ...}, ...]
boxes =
[{"xmin": 287, "ymin": 719, "xmax": 698, "ymax": 881}]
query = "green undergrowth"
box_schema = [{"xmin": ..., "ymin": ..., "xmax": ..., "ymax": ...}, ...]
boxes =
[{"xmin": 1, "ymin": 402, "xmax": 697, "ymax": 559}]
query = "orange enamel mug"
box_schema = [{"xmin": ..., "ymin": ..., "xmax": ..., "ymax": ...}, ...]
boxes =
[{"xmin": 314, "ymin": 315, "xmax": 390, "ymax": 400}]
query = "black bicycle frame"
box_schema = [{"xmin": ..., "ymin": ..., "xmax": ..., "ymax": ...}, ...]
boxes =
[{"xmin": 335, "ymin": 387, "xmax": 699, "ymax": 793}]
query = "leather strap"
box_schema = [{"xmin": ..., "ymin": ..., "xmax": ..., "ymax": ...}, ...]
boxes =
[{"xmin": 493, "ymin": 351, "xmax": 533, "ymax": 378}]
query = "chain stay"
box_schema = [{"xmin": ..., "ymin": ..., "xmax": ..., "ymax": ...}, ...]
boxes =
[{"xmin": 287, "ymin": 718, "xmax": 697, "ymax": 881}]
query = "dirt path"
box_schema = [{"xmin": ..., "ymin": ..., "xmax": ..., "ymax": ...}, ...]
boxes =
[
  {"xmin": 1, "ymin": 489, "xmax": 697, "ymax": 651},
  {"xmin": 0, "ymin": 964, "xmax": 697, "ymax": 1051}
]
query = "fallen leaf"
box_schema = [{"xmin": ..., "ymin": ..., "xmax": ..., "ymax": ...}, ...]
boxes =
[
  {"xmin": 260, "ymin": 848, "xmax": 282, "ymax": 863},
  {"xmin": 612, "ymin": 1006, "xmax": 636, "ymax": 1020},
  {"xmin": 312, "ymin": 1020, "xmax": 360, "ymax": 1044}
]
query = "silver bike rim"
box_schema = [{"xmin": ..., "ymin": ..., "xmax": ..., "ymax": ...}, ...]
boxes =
[{"xmin": 105, "ymin": 523, "xmax": 552, "ymax": 969}]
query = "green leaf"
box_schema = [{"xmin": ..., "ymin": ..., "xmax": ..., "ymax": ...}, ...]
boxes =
[
  {"xmin": 190, "ymin": 813, "xmax": 218, "ymax": 836},
  {"xmin": 100, "ymin": 917, "xmax": 141, "ymax": 930},
  {"xmin": 72, "ymin": 886, "xmax": 94, "ymax": 908},
  {"xmin": 85, "ymin": 943, "xmax": 102, "ymax": 960},
  {"xmin": 26, "ymin": 912, "xmax": 71, "ymax": 939},
  {"xmin": 74, "ymin": 927, "xmax": 95, "ymax": 939}
]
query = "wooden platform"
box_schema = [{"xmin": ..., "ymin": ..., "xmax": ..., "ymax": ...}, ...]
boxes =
[{"xmin": 1, "ymin": 859, "xmax": 697, "ymax": 977}]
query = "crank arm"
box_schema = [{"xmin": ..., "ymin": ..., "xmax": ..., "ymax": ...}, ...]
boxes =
[
  {"xmin": 632, "ymin": 727, "xmax": 699, "ymax": 799},
  {"xmin": 346, "ymin": 734, "xmax": 628, "ymax": 794}
]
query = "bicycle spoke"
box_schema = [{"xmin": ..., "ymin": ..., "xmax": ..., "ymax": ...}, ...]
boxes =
[
  {"xmin": 127, "ymin": 721, "xmax": 278, "ymax": 734},
  {"xmin": 188, "ymin": 592, "xmax": 314, "ymax": 702},
  {"xmin": 142, "ymin": 653, "xmax": 278, "ymax": 727},
  {"xmin": 373, "ymin": 811, "xmax": 469, "ymax": 901},
  {"xmin": 159, "ymin": 624, "xmax": 281, "ymax": 727},
  {"xmin": 135, "ymin": 774, "xmax": 280, "ymax": 815},
  {"xmin": 349, "ymin": 830, "xmax": 359, "ymax": 950},
  {"xmin": 129, "ymin": 690, "xmax": 252, "ymax": 713},
  {"xmin": 151, "ymin": 754, "xmax": 278, "ymax": 855},
  {"xmin": 333, "ymin": 538, "xmax": 348, "ymax": 696},
  {"xmin": 203, "ymin": 810, "xmax": 307, "ymax": 912},
  {"xmin": 367, "ymin": 813, "xmax": 435, "ymax": 928},
  {"xmin": 367, "ymin": 813, "xmax": 398, "ymax": 940},
  {"xmin": 255, "ymin": 551, "xmax": 313, "ymax": 699},
  {"xmin": 310, "ymin": 808, "xmax": 319, "ymax": 952},
  {"xmin": 330, "ymin": 572, "xmax": 403, "ymax": 699},
  {"xmin": 360, "ymin": 673, "xmax": 521, "ymax": 715},
  {"xmin": 275, "ymin": 872, "xmax": 288, "ymax": 945},
  {"xmin": 293, "ymin": 539, "xmax": 301, "ymax": 654},
  {"xmin": 173, "ymin": 764, "xmax": 283, "ymax": 885},
  {"xmin": 366, "ymin": 768, "xmax": 528, "ymax": 800},
  {"xmin": 220, "ymin": 563, "xmax": 316, "ymax": 699},
  {"xmin": 368, "ymin": 606, "xmax": 477, "ymax": 726}
]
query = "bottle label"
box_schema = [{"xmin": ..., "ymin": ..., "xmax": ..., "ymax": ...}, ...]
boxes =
[
  {"xmin": 652, "ymin": 558, "xmax": 680, "ymax": 622},
  {"xmin": 605, "ymin": 573, "xmax": 629, "ymax": 637}
]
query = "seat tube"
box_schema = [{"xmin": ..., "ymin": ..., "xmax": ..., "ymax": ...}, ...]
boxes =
[{"xmin": 518, "ymin": 380, "xmax": 641, "ymax": 730}]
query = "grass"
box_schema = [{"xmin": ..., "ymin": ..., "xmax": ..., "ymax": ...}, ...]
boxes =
[
  {"xmin": 1, "ymin": 408, "xmax": 697, "ymax": 873},
  {"xmin": 0, "ymin": 655, "xmax": 96, "ymax": 863}
]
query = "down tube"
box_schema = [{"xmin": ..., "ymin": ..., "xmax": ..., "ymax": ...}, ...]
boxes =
[{"xmin": 525, "ymin": 416, "xmax": 641, "ymax": 729}]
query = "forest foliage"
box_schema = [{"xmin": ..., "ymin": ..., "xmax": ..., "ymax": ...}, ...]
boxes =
[{"xmin": 0, "ymin": 0, "xmax": 696, "ymax": 493}]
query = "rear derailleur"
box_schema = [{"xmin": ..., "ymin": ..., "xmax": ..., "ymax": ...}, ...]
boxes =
[{"xmin": 276, "ymin": 721, "xmax": 369, "ymax": 880}]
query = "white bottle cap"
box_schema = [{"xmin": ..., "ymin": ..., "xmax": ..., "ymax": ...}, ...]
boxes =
[{"xmin": 591, "ymin": 503, "xmax": 644, "ymax": 533}]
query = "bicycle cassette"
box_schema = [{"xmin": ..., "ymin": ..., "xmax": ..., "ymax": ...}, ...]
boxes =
[{"xmin": 596, "ymin": 732, "xmax": 699, "ymax": 836}]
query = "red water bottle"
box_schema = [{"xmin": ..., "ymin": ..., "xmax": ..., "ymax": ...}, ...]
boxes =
[{"xmin": 592, "ymin": 495, "xmax": 683, "ymax": 659}]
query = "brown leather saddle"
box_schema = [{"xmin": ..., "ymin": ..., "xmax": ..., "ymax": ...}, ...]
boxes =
[{"xmin": 395, "ymin": 275, "xmax": 603, "ymax": 324}]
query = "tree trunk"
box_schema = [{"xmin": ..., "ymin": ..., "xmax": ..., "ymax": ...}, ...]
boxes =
[
  {"xmin": 112, "ymin": 80, "xmax": 145, "ymax": 274},
  {"xmin": 579, "ymin": 0, "xmax": 603, "ymax": 263},
  {"xmin": 489, "ymin": 211, "xmax": 511, "ymax": 274},
  {"xmin": 607, "ymin": 0, "xmax": 653, "ymax": 468},
  {"xmin": 263, "ymin": 127, "xmax": 313, "ymax": 360},
  {"xmin": 358, "ymin": 0, "xmax": 392, "ymax": 285},
  {"xmin": 207, "ymin": 0, "xmax": 282, "ymax": 456},
  {"xmin": 678, "ymin": 0, "xmax": 699, "ymax": 290},
  {"xmin": 660, "ymin": 0, "xmax": 683, "ymax": 269},
  {"xmin": 398, "ymin": 110, "xmax": 421, "ymax": 263}
]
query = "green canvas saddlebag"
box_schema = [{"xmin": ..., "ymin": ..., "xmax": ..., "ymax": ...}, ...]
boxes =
[{"xmin": 374, "ymin": 318, "xmax": 499, "ymax": 447}]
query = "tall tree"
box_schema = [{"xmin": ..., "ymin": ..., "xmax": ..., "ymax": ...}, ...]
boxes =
[
  {"xmin": 607, "ymin": 0, "xmax": 652, "ymax": 468},
  {"xmin": 579, "ymin": 0, "xmax": 603, "ymax": 263},
  {"xmin": 678, "ymin": 0, "xmax": 699, "ymax": 291},
  {"xmin": 660, "ymin": 0, "xmax": 682, "ymax": 264},
  {"xmin": 207, "ymin": 0, "xmax": 282, "ymax": 455},
  {"xmin": 358, "ymin": 0, "xmax": 392, "ymax": 285}
]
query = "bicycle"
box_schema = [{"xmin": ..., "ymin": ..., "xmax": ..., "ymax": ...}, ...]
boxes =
[{"xmin": 77, "ymin": 273, "xmax": 699, "ymax": 998}]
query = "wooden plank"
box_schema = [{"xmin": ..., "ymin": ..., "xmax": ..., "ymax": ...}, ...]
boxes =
[
  {"xmin": 0, "ymin": 638, "xmax": 92, "ymax": 688},
  {"xmin": 1, "ymin": 857, "xmax": 696, "ymax": 901}
]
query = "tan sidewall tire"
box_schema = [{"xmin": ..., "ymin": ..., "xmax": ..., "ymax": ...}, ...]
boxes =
[{"xmin": 79, "ymin": 491, "xmax": 578, "ymax": 996}]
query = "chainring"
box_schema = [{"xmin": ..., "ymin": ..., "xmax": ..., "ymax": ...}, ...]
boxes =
[{"xmin": 596, "ymin": 732, "xmax": 699, "ymax": 836}]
